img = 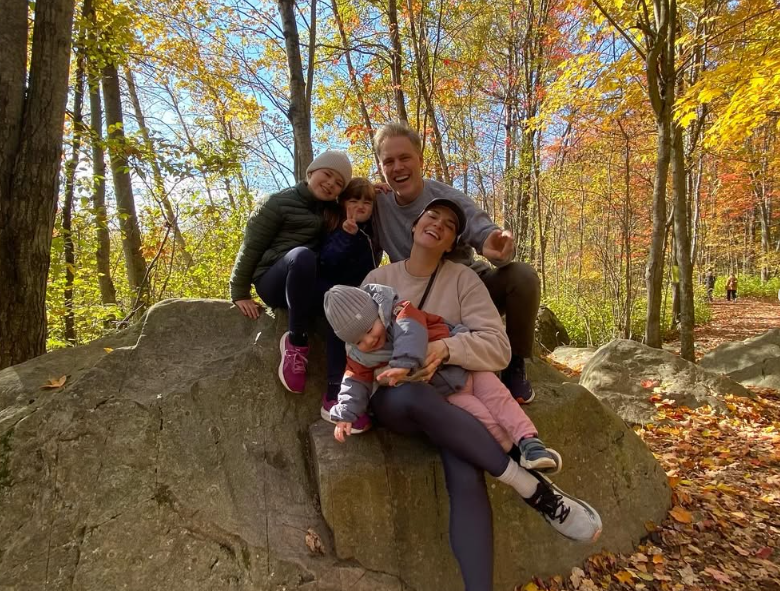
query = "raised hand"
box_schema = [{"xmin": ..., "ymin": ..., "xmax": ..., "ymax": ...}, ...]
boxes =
[
  {"xmin": 482, "ymin": 229, "xmax": 514, "ymax": 263},
  {"xmin": 342, "ymin": 207, "xmax": 358, "ymax": 235}
]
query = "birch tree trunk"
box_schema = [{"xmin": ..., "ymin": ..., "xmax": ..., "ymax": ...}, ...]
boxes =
[
  {"xmin": 0, "ymin": 0, "xmax": 76, "ymax": 368},
  {"xmin": 124, "ymin": 67, "xmax": 193, "ymax": 267}
]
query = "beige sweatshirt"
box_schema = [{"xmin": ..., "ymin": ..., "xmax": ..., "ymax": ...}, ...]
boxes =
[{"xmin": 363, "ymin": 260, "xmax": 511, "ymax": 371}]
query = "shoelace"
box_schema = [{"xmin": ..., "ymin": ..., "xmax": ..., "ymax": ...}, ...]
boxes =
[
  {"xmin": 536, "ymin": 489, "xmax": 571, "ymax": 524},
  {"xmin": 287, "ymin": 349, "xmax": 309, "ymax": 374}
]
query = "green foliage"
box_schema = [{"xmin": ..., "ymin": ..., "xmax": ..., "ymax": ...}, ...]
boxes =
[{"xmin": 715, "ymin": 275, "xmax": 780, "ymax": 299}]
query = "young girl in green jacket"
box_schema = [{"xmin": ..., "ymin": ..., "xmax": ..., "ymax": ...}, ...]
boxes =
[{"xmin": 229, "ymin": 151, "xmax": 352, "ymax": 394}]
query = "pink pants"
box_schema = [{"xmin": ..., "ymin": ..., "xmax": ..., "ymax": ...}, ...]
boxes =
[{"xmin": 448, "ymin": 371, "xmax": 537, "ymax": 452}]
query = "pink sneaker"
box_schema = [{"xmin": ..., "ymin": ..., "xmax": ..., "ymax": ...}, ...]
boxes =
[
  {"xmin": 278, "ymin": 332, "xmax": 309, "ymax": 393},
  {"xmin": 320, "ymin": 393, "xmax": 372, "ymax": 434}
]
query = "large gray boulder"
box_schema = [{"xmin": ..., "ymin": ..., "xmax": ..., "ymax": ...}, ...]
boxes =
[
  {"xmin": 699, "ymin": 329, "xmax": 780, "ymax": 391},
  {"xmin": 311, "ymin": 373, "xmax": 671, "ymax": 590},
  {"xmin": 0, "ymin": 300, "xmax": 670, "ymax": 590},
  {"xmin": 580, "ymin": 339, "xmax": 751, "ymax": 425}
]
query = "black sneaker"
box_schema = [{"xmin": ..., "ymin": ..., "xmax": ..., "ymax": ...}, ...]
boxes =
[
  {"xmin": 519, "ymin": 437, "xmax": 562, "ymax": 474},
  {"xmin": 501, "ymin": 357, "xmax": 536, "ymax": 403},
  {"xmin": 524, "ymin": 470, "xmax": 602, "ymax": 542}
]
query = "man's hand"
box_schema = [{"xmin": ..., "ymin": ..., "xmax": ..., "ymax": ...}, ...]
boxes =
[
  {"xmin": 342, "ymin": 209, "xmax": 358, "ymax": 235},
  {"xmin": 376, "ymin": 367, "xmax": 412, "ymax": 386},
  {"xmin": 482, "ymin": 229, "xmax": 514, "ymax": 263},
  {"xmin": 233, "ymin": 298, "xmax": 262, "ymax": 319},
  {"xmin": 334, "ymin": 421, "xmax": 353, "ymax": 443}
]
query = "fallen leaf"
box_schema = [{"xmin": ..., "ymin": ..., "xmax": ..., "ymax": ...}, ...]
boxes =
[
  {"xmin": 756, "ymin": 547, "xmax": 773, "ymax": 560},
  {"xmin": 641, "ymin": 379, "xmax": 661, "ymax": 389},
  {"xmin": 678, "ymin": 564, "xmax": 697, "ymax": 585},
  {"xmin": 41, "ymin": 376, "xmax": 67, "ymax": 389},
  {"xmin": 614, "ymin": 570, "xmax": 633, "ymax": 583},
  {"xmin": 704, "ymin": 567, "xmax": 731, "ymax": 584},
  {"xmin": 104, "ymin": 347, "xmax": 114, "ymax": 353},
  {"xmin": 520, "ymin": 583, "xmax": 539, "ymax": 591},
  {"xmin": 304, "ymin": 528, "xmax": 324, "ymax": 555},
  {"xmin": 669, "ymin": 505, "xmax": 693, "ymax": 523}
]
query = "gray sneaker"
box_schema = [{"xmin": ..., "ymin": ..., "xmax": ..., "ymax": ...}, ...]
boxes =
[
  {"xmin": 519, "ymin": 437, "xmax": 562, "ymax": 474},
  {"xmin": 524, "ymin": 470, "xmax": 602, "ymax": 543}
]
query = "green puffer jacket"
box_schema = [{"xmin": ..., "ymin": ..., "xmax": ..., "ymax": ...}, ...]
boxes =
[{"xmin": 229, "ymin": 182, "xmax": 331, "ymax": 301}]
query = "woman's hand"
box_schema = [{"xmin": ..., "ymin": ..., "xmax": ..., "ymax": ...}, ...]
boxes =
[
  {"xmin": 334, "ymin": 421, "xmax": 353, "ymax": 443},
  {"xmin": 482, "ymin": 229, "xmax": 514, "ymax": 263},
  {"xmin": 413, "ymin": 341, "xmax": 449, "ymax": 382},
  {"xmin": 376, "ymin": 367, "xmax": 412, "ymax": 386},
  {"xmin": 233, "ymin": 298, "xmax": 262, "ymax": 319}
]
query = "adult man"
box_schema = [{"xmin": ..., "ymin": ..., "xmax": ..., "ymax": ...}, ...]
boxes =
[{"xmin": 372, "ymin": 122, "xmax": 541, "ymax": 401}]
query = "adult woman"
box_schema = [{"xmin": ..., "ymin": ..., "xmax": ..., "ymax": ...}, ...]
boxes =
[{"xmin": 362, "ymin": 198, "xmax": 601, "ymax": 591}]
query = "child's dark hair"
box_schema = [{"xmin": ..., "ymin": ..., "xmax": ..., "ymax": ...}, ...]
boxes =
[{"xmin": 324, "ymin": 177, "xmax": 375, "ymax": 232}]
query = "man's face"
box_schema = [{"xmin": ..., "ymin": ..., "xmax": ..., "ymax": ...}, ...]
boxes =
[{"xmin": 378, "ymin": 136, "xmax": 425, "ymax": 202}]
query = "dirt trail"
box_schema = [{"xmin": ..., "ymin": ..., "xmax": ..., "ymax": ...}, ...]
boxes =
[{"xmin": 667, "ymin": 297, "xmax": 780, "ymax": 358}]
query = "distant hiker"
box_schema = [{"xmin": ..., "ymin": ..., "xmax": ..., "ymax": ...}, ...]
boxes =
[
  {"xmin": 371, "ymin": 122, "xmax": 539, "ymax": 404},
  {"xmin": 705, "ymin": 269, "xmax": 716, "ymax": 302},
  {"xmin": 229, "ymin": 150, "xmax": 352, "ymax": 394},
  {"xmin": 726, "ymin": 274, "xmax": 738, "ymax": 302}
]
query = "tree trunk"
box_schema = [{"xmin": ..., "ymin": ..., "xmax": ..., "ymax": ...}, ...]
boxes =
[
  {"xmin": 332, "ymin": 0, "xmax": 380, "ymax": 172},
  {"xmin": 386, "ymin": 0, "xmax": 409, "ymax": 124},
  {"xmin": 277, "ymin": 0, "xmax": 313, "ymax": 179},
  {"xmin": 102, "ymin": 62, "xmax": 149, "ymax": 308},
  {"xmin": 88, "ymin": 77, "xmax": 118, "ymax": 306},
  {"xmin": 405, "ymin": 0, "xmax": 450, "ymax": 184},
  {"xmin": 672, "ymin": 124, "xmax": 695, "ymax": 360},
  {"xmin": 124, "ymin": 67, "xmax": 193, "ymax": 267},
  {"xmin": 0, "ymin": 0, "xmax": 76, "ymax": 368},
  {"xmin": 62, "ymin": 44, "xmax": 87, "ymax": 345}
]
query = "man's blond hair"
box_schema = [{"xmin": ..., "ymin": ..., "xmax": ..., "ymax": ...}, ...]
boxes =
[{"xmin": 373, "ymin": 122, "xmax": 423, "ymax": 156}]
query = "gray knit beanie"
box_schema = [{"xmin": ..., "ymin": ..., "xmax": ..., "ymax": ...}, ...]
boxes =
[
  {"xmin": 306, "ymin": 150, "xmax": 352, "ymax": 185},
  {"xmin": 323, "ymin": 285, "xmax": 378, "ymax": 344}
]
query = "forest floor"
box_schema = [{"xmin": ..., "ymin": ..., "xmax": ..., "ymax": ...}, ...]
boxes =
[{"xmin": 528, "ymin": 297, "xmax": 780, "ymax": 591}]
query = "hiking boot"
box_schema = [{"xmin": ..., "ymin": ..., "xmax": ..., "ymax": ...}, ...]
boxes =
[
  {"xmin": 525, "ymin": 470, "xmax": 602, "ymax": 542},
  {"xmin": 501, "ymin": 357, "xmax": 536, "ymax": 403},
  {"xmin": 519, "ymin": 437, "xmax": 562, "ymax": 474},
  {"xmin": 320, "ymin": 393, "xmax": 372, "ymax": 434},
  {"xmin": 278, "ymin": 331, "xmax": 309, "ymax": 393}
]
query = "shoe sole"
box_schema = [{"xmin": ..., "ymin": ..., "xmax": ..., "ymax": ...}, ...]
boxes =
[
  {"xmin": 521, "ymin": 448, "xmax": 562, "ymax": 475},
  {"xmin": 319, "ymin": 407, "xmax": 371, "ymax": 434},
  {"xmin": 532, "ymin": 471, "xmax": 602, "ymax": 543},
  {"xmin": 517, "ymin": 389, "xmax": 536, "ymax": 404},
  {"xmin": 278, "ymin": 332, "xmax": 303, "ymax": 394}
]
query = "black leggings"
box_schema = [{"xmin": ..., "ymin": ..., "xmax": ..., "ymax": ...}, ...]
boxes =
[
  {"xmin": 254, "ymin": 247, "xmax": 318, "ymax": 335},
  {"xmin": 370, "ymin": 382, "xmax": 511, "ymax": 591}
]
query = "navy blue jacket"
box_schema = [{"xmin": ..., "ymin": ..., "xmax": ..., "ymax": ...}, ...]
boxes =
[{"xmin": 319, "ymin": 222, "xmax": 377, "ymax": 287}]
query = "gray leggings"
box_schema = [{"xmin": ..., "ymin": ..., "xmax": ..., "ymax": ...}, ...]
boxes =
[{"xmin": 370, "ymin": 381, "xmax": 511, "ymax": 591}]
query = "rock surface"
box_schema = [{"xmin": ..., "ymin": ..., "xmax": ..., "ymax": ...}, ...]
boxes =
[
  {"xmin": 536, "ymin": 305, "xmax": 571, "ymax": 352},
  {"xmin": 1, "ymin": 300, "xmax": 671, "ymax": 590},
  {"xmin": 548, "ymin": 346, "xmax": 597, "ymax": 372},
  {"xmin": 311, "ymin": 374, "xmax": 671, "ymax": 590},
  {"xmin": 699, "ymin": 329, "xmax": 780, "ymax": 391},
  {"xmin": 580, "ymin": 339, "xmax": 751, "ymax": 425}
]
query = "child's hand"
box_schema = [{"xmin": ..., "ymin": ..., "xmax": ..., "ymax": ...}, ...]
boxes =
[
  {"xmin": 334, "ymin": 421, "xmax": 353, "ymax": 443},
  {"xmin": 342, "ymin": 209, "xmax": 359, "ymax": 235},
  {"xmin": 376, "ymin": 367, "xmax": 411, "ymax": 386},
  {"xmin": 233, "ymin": 298, "xmax": 263, "ymax": 319}
]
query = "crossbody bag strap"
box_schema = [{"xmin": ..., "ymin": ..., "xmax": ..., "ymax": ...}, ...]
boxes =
[{"xmin": 417, "ymin": 262, "xmax": 440, "ymax": 311}]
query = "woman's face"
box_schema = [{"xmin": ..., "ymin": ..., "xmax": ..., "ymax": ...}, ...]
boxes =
[
  {"xmin": 308, "ymin": 168, "xmax": 345, "ymax": 201},
  {"xmin": 412, "ymin": 206, "xmax": 458, "ymax": 254},
  {"xmin": 344, "ymin": 194, "xmax": 374, "ymax": 223}
]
